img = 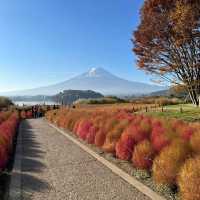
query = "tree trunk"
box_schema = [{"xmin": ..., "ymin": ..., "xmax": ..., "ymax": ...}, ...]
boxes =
[{"xmin": 188, "ymin": 89, "xmax": 199, "ymax": 107}]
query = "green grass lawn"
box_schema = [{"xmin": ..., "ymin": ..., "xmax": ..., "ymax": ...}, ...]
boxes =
[{"xmin": 144, "ymin": 104, "xmax": 200, "ymax": 122}]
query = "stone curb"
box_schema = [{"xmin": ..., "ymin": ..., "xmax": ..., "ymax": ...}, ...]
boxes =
[
  {"xmin": 49, "ymin": 123, "xmax": 166, "ymax": 200},
  {"xmin": 8, "ymin": 124, "xmax": 22, "ymax": 200}
]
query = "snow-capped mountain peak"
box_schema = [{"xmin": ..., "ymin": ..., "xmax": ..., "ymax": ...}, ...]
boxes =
[
  {"xmin": 85, "ymin": 67, "xmax": 109, "ymax": 77},
  {"xmin": 87, "ymin": 67, "xmax": 99, "ymax": 77}
]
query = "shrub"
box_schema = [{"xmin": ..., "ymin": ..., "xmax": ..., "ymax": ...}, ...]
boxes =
[
  {"xmin": 180, "ymin": 126, "xmax": 194, "ymax": 141},
  {"xmin": 125, "ymin": 123, "xmax": 148, "ymax": 144},
  {"xmin": 172, "ymin": 120, "xmax": 195, "ymax": 141},
  {"xmin": 94, "ymin": 117, "xmax": 117, "ymax": 148},
  {"xmin": 0, "ymin": 112, "xmax": 19, "ymax": 171},
  {"xmin": 76, "ymin": 120, "xmax": 93, "ymax": 140},
  {"xmin": 0, "ymin": 145, "xmax": 8, "ymax": 170},
  {"xmin": 151, "ymin": 134, "xmax": 170, "ymax": 153},
  {"xmin": 132, "ymin": 140, "xmax": 154, "ymax": 170},
  {"xmin": 116, "ymin": 111, "xmax": 134, "ymax": 121},
  {"xmin": 57, "ymin": 117, "xmax": 68, "ymax": 128},
  {"xmin": 115, "ymin": 133, "xmax": 135, "ymax": 160},
  {"xmin": 104, "ymin": 118, "xmax": 118, "ymax": 133},
  {"xmin": 151, "ymin": 125, "xmax": 171, "ymax": 152},
  {"xmin": 177, "ymin": 156, "xmax": 200, "ymax": 200},
  {"xmin": 86, "ymin": 126, "xmax": 99, "ymax": 144},
  {"xmin": 132, "ymin": 115, "xmax": 144, "ymax": 126},
  {"xmin": 190, "ymin": 131, "xmax": 200, "ymax": 154},
  {"xmin": 103, "ymin": 120, "xmax": 129, "ymax": 153},
  {"xmin": 140, "ymin": 117, "xmax": 152, "ymax": 134},
  {"xmin": 73, "ymin": 121, "xmax": 80, "ymax": 134},
  {"xmin": 152, "ymin": 139, "xmax": 191, "ymax": 185},
  {"xmin": 94, "ymin": 128, "xmax": 106, "ymax": 147}
]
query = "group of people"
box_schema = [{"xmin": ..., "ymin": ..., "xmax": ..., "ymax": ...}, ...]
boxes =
[{"xmin": 31, "ymin": 105, "xmax": 43, "ymax": 118}]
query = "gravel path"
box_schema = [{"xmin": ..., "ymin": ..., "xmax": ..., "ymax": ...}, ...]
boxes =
[{"xmin": 20, "ymin": 119, "xmax": 150, "ymax": 200}]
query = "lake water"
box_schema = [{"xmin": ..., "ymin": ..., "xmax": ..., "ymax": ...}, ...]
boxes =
[{"xmin": 14, "ymin": 101, "xmax": 60, "ymax": 106}]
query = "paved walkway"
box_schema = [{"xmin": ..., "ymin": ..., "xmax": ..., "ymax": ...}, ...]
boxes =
[{"xmin": 19, "ymin": 119, "xmax": 150, "ymax": 200}]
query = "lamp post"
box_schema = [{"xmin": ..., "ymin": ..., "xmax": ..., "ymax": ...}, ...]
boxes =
[
  {"xmin": 43, "ymin": 95, "xmax": 46, "ymax": 105},
  {"xmin": 61, "ymin": 94, "xmax": 67, "ymax": 106},
  {"xmin": 61, "ymin": 95, "xmax": 64, "ymax": 106}
]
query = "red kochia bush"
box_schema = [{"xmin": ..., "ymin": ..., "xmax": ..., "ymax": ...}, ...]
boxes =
[
  {"xmin": 103, "ymin": 120, "xmax": 130, "ymax": 153},
  {"xmin": 131, "ymin": 125, "xmax": 148, "ymax": 143},
  {"xmin": 172, "ymin": 120, "xmax": 195, "ymax": 141},
  {"xmin": 77, "ymin": 120, "xmax": 93, "ymax": 140},
  {"xmin": 151, "ymin": 124, "xmax": 170, "ymax": 152},
  {"xmin": 115, "ymin": 111, "xmax": 134, "ymax": 122},
  {"xmin": 115, "ymin": 117, "xmax": 152, "ymax": 161},
  {"xmin": 86, "ymin": 126, "xmax": 99, "ymax": 144},
  {"xmin": 0, "ymin": 145, "xmax": 8, "ymax": 170},
  {"xmin": 116, "ymin": 133, "xmax": 135, "ymax": 160},
  {"xmin": 94, "ymin": 117, "xmax": 117, "ymax": 148},
  {"xmin": 179, "ymin": 126, "xmax": 194, "ymax": 141},
  {"xmin": 190, "ymin": 131, "xmax": 200, "ymax": 154},
  {"xmin": 95, "ymin": 128, "xmax": 106, "ymax": 147}
]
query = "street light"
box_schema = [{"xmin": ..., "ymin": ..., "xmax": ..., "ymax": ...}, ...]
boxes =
[{"xmin": 43, "ymin": 95, "xmax": 46, "ymax": 105}]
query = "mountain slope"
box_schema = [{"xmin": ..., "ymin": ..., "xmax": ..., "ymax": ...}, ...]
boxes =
[{"xmin": 1, "ymin": 68, "xmax": 165, "ymax": 96}]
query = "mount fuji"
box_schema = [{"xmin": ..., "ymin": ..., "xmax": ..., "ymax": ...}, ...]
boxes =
[{"xmin": 1, "ymin": 68, "xmax": 165, "ymax": 96}]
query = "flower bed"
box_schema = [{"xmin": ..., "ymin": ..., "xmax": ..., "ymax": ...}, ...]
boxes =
[{"xmin": 46, "ymin": 108, "xmax": 200, "ymax": 200}]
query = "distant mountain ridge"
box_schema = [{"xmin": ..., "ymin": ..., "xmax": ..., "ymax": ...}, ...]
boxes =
[
  {"xmin": 0, "ymin": 67, "xmax": 165, "ymax": 96},
  {"xmin": 52, "ymin": 89, "xmax": 103, "ymax": 105}
]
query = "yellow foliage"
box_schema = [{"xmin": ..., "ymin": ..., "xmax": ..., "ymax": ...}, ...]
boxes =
[
  {"xmin": 178, "ymin": 156, "xmax": 200, "ymax": 200},
  {"xmin": 152, "ymin": 139, "xmax": 191, "ymax": 185},
  {"xmin": 190, "ymin": 131, "xmax": 200, "ymax": 154}
]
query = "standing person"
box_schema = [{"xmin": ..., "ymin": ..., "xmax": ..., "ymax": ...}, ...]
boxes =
[
  {"xmin": 36, "ymin": 105, "xmax": 39, "ymax": 118},
  {"xmin": 33, "ymin": 106, "xmax": 35, "ymax": 118},
  {"xmin": 38, "ymin": 106, "xmax": 41, "ymax": 118},
  {"xmin": 33, "ymin": 105, "xmax": 37, "ymax": 118},
  {"xmin": 31, "ymin": 106, "xmax": 34, "ymax": 118}
]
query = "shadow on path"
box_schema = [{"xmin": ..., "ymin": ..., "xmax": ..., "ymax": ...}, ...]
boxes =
[{"xmin": 20, "ymin": 120, "xmax": 51, "ymax": 199}]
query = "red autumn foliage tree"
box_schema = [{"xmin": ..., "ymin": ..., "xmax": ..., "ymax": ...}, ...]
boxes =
[{"xmin": 133, "ymin": 0, "xmax": 200, "ymax": 106}]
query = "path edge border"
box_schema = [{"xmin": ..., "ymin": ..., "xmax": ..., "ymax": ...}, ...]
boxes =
[
  {"xmin": 8, "ymin": 123, "xmax": 22, "ymax": 200},
  {"xmin": 49, "ymin": 123, "xmax": 166, "ymax": 200}
]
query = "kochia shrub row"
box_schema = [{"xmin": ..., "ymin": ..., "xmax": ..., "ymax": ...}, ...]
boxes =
[
  {"xmin": 0, "ymin": 112, "xmax": 19, "ymax": 171},
  {"xmin": 46, "ymin": 108, "xmax": 200, "ymax": 200}
]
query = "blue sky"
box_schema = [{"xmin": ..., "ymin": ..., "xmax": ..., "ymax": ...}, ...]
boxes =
[{"xmin": 0, "ymin": 0, "xmax": 148, "ymax": 92}]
